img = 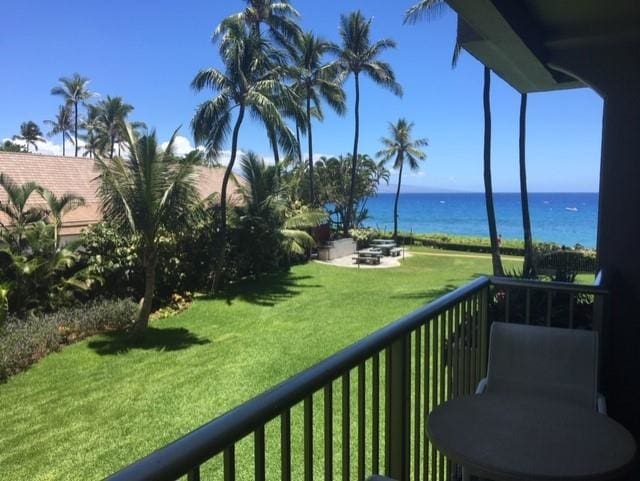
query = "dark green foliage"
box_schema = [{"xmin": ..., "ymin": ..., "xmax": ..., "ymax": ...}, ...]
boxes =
[
  {"xmin": 80, "ymin": 217, "xmax": 219, "ymax": 303},
  {"xmin": 0, "ymin": 140, "xmax": 25, "ymax": 152},
  {"xmin": 226, "ymin": 210, "xmax": 288, "ymax": 283},
  {"xmin": 0, "ymin": 298, "xmax": 137, "ymax": 381},
  {"xmin": 0, "ymin": 222, "xmax": 97, "ymax": 315},
  {"xmin": 536, "ymin": 249, "xmax": 596, "ymax": 278},
  {"xmin": 311, "ymin": 154, "xmax": 389, "ymax": 232}
]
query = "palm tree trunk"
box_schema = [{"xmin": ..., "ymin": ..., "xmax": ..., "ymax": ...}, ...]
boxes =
[
  {"xmin": 295, "ymin": 122, "xmax": 303, "ymax": 163},
  {"xmin": 62, "ymin": 134, "xmax": 66, "ymax": 157},
  {"xmin": 483, "ymin": 66, "xmax": 504, "ymax": 276},
  {"xmin": 519, "ymin": 93, "xmax": 534, "ymax": 276},
  {"xmin": 54, "ymin": 220, "xmax": 59, "ymax": 251},
  {"xmin": 267, "ymin": 126, "xmax": 280, "ymax": 166},
  {"xmin": 133, "ymin": 245, "xmax": 158, "ymax": 339},
  {"xmin": 74, "ymin": 102, "xmax": 79, "ymax": 157},
  {"xmin": 306, "ymin": 92, "xmax": 315, "ymax": 205},
  {"xmin": 345, "ymin": 72, "xmax": 361, "ymax": 236},
  {"xmin": 393, "ymin": 158, "xmax": 404, "ymax": 239},
  {"xmin": 212, "ymin": 104, "xmax": 246, "ymax": 294}
]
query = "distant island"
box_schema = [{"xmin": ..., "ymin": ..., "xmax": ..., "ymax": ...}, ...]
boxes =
[{"xmin": 377, "ymin": 183, "xmax": 467, "ymax": 194}]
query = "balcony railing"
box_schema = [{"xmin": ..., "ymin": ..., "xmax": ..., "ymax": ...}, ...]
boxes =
[{"xmin": 106, "ymin": 274, "xmax": 607, "ymax": 481}]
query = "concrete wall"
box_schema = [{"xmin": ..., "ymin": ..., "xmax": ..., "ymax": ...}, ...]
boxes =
[{"xmin": 318, "ymin": 238, "xmax": 356, "ymax": 261}]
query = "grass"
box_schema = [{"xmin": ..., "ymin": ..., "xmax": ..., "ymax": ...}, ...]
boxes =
[{"xmin": 0, "ymin": 252, "xmax": 551, "ymax": 480}]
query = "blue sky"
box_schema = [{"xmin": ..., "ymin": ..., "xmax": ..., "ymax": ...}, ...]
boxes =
[{"xmin": 1, "ymin": 0, "xmax": 603, "ymax": 192}]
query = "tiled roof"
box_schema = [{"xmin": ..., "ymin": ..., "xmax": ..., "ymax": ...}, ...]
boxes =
[{"xmin": 0, "ymin": 151, "xmax": 242, "ymax": 236}]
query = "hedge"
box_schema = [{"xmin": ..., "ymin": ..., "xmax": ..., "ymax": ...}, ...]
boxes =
[
  {"xmin": 362, "ymin": 230, "xmax": 597, "ymax": 273},
  {"xmin": 0, "ymin": 298, "xmax": 137, "ymax": 381}
]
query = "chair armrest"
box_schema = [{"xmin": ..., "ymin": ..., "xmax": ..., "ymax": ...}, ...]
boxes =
[
  {"xmin": 597, "ymin": 393, "xmax": 607, "ymax": 414},
  {"xmin": 475, "ymin": 377, "xmax": 488, "ymax": 394}
]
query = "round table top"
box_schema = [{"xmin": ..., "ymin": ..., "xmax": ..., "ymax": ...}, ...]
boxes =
[{"xmin": 427, "ymin": 393, "xmax": 636, "ymax": 481}]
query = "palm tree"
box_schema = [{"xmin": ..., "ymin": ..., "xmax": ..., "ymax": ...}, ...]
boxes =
[
  {"xmin": 405, "ymin": 1, "xmax": 503, "ymax": 275},
  {"xmin": 333, "ymin": 11, "xmax": 402, "ymax": 235},
  {"xmin": 519, "ymin": 93, "xmax": 534, "ymax": 276},
  {"xmin": 291, "ymin": 32, "xmax": 346, "ymax": 204},
  {"xmin": 38, "ymin": 190, "xmax": 85, "ymax": 249},
  {"xmin": 51, "ymin": 74, "xmax": 95, "ymax": 156},
  {"xmin": 215, "ymin": 0, "xmax": 301, "ymax": 169},
  {"xmin": 12, "ymin": 121, "xmax": 45, "ymax": 153},
  {"xmin": 88, "ymin": 96, "xmax": 139, "ymax": 158},
  {"xmin": 44, "ymin": 105, "xmax": 74, "ymax": 156},
  {"xmin": 376, "ymin": 118, "xmax": 428, "ymax": 238},
  {"xmin": 483, "ymin": 67, "xmax": 504, "ymax": 275},
  {"xmin": 94, "ymin": 124, "xmax": 199, "ymax": 337},
  {"xmin": 192, "ymin": 18, "xmax": 291, "ymax": 293},
  {"xmin": 214, "ymin": 0, "xmax": 302, "ymax": 49},
  {"xmin": 0, "ymin": 174, "xmax": 46, "ymax": 250},
  {"xmin": 404, "ymin": 0, "xmax": 461, "ymax": 67}
]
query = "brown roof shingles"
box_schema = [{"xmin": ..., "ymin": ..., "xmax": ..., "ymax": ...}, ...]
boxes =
[{"xmin": 0, "ymin": 152, "xmax": 240, "ymax": 236}]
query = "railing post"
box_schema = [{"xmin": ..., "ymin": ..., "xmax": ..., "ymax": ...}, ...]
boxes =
[{"xmin": 385, "ymin": 335, "xmax": 411, "ymax": 480}]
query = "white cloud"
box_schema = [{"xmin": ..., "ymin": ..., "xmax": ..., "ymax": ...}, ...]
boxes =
[
  {"xmin": 160, "ymin": 135, "xmax": 201, "ymax": 157},
  {"xmin": 4, "ymin": 137, "xmax": 82, "ymax": 156}
]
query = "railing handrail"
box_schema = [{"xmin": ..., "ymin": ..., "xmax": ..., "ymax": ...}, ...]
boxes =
[
  {"xmin": 489, "ymin": 275, "xmax": 608, "ymax": 295},
  {"xmin": 106, "ymin": 276, "xmax": 491, "ymax": 481}
]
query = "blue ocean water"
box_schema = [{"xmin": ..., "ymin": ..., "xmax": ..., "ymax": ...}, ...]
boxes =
[{"xmin": 363, "ymin": 193, "xmax": 598, "ymax": 248}]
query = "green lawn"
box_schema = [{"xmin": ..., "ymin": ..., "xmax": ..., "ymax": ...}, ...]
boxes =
[{"xmin": 0, "ymin": 253, "xmax": 522, "ymax": 480}]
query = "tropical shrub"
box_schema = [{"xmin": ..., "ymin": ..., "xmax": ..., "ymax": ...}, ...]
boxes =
[
  {"xmin": 0, "ymin": 298, "xmax": 137, "ymax": 381},
  {"xmin": 0, "ymin": 222, "xmax": 97, "ymax": 315},
  {"xmin": 81, "ymin": 218, "xmax": 218, "ymax": 302},
  {"xmin": 348, "ymin": 228, "xmax": 376, "ymax": 249},
  {"xmin": 314, "ymin": 154, "xmax": 389, "ymax": 232}
]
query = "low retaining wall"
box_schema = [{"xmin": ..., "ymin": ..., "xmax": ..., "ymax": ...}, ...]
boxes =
[{"xmin": 317, "ymin": 238, "xmax": 356, "ymax": 261}]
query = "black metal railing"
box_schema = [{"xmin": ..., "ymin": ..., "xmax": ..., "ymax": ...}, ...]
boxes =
[{"xmin": 106, "ymin": 273, "xmax": 606, "ymax": 481}]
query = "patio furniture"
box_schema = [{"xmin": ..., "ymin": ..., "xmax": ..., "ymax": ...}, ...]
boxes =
[
  {"xmin": 370, "ymin": 239, "xmax": 397, "ymax": 256},
  {"xmin": 354, "ymin": 248, "xmax": 383, "ymax": 265},
  {"xmin": 425, "ymin": 322, "xmax": 634, "ymax": 481},
  {"xmin": 477, "ymin": 322, "xmax": 605, "ymax": 412},
  {"xmin": 389, "ymin": 247, "xmax": 402, "ymax": 257},
  {"xmin": 427, "ymin": 392, "xmax": 636, "ymax": 481}
]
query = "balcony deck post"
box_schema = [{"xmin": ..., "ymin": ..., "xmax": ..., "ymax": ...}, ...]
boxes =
[{"xmin": 385, "ymin": 335, "xmax": 411, "ymax": 480}]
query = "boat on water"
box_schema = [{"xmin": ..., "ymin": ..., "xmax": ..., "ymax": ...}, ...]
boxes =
[{"xmin": 565, "ymin": 207, "xmax": 579, "ymax": 212}]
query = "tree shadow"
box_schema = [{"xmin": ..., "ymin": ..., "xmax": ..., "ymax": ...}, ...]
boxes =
[
  {"xmin": 88, "ymin": 327, "xmax": 211, "ymax": 355},
  {"xmin": 389, "ymin": 284, "xmax": 459, "ymax": 301},
  {"xmin": 200, "ymin": 271, "xmax": 322, "ymax": 307}
]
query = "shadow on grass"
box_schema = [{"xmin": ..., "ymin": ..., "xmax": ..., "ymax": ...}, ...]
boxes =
[
  {"xmin": 389, "ymin": 284, "xmax": 459, "ymax": 301},
  {"xmin": 200, "ymin": 271, "xmax": 322, "ymax": 307},
  {"xmin": 88, "ymin": 327, "xmax": 210, "ymax": 355}
]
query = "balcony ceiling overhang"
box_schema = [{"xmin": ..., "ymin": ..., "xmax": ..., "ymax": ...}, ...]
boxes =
[{"xmin": 446, "ymin": 0, "xmax": 640, "ymax": 93}]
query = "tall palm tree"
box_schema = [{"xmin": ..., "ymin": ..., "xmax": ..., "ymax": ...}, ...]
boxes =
[
  {"xmin": 192, "ymin": 18, "xmax": 291, "ymax": 293},
  {"xmin": 51, "ymin": 73, "xmax": 95, "ymax": 156},
  {"xmin": 44, "ymin": 105, "xmax": 74, "ymax": 156},
  {"xmin": 0, "ymin": 174, "xmax": 46, "ymax": 251},
  {"xmin": 214, "ymin": 0, "xmax": 302, "ymax": 49},
  {"xmin": 291, "ymin": 32, "xmax": 346, "ymax": 204},
  {"xmin": 376, "ymin": 118, "xmax": 428, "ymax": 239},
  {"xmin": 519, "ymin": 93, "xmax": 534, "ymax": 276},
  {"xmin": 483, "ymin": 67, "xmax": 504, "ymax": 275},
  {"xmin": 215, "ymin": 0, "xmax": 301, "ymax": 169},
  {"xmin": 405, "ymin": 1, "xmax": 503, "ymax": 275},
  {"xmin": 88, "ymin": 96, "xmax": 138, "ymax": 158},
  {"xmin": 333, "ymin": 11, "xmax": 402, "ymax": 235},
  {"xmin": 12, "ymin": 121, "xmax": 45, "ymax": 153},
  {"xmin": 38, "ymin": 190, "xmax": 85, "ymax": 249},
  {"xmin": 94, "ymin": 125, "xmax": 199, "ymax": 337}
]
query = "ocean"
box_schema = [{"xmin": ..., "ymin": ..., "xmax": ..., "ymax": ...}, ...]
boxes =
[{"xmin": 362, "ymin": 193, "xmax": 598, "ymax": 248}]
